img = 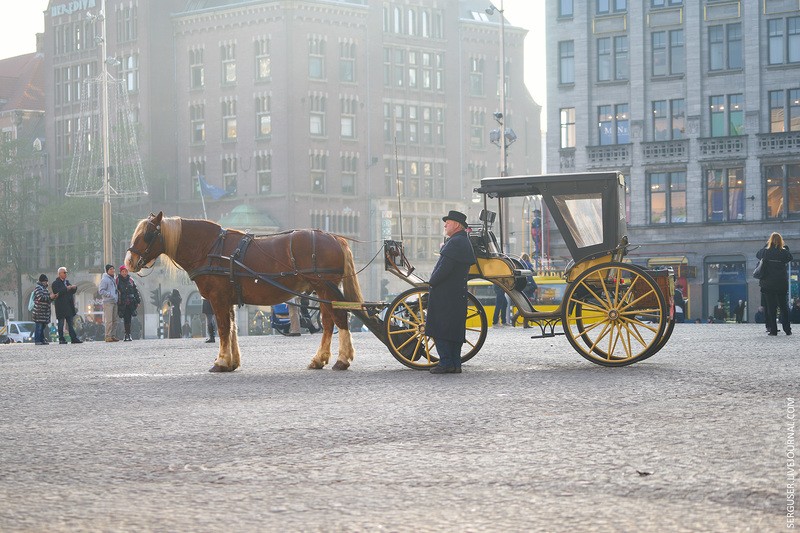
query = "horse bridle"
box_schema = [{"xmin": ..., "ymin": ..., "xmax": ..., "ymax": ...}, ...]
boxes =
[{"xmin": 127, "ymin": 214, "xmax": 163, "ymax": 270}]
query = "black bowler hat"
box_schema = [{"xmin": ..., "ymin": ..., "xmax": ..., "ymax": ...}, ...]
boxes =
[
  {"xmin": 39, "ymin": 274, "xmax": 48, "ymax": 282},
  {"xmin": 442, "ymin": 210, "xmax": 468, "ymax": 227}
]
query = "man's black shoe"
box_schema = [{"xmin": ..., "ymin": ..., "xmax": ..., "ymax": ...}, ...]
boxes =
[
  {"xmin": 430, "ymin": 366, "xmax": 462, "ymax": 374},
  {"xmin": 71, "ymin": 339, "xmax": 83, "ymax": 344},
  {"xmin": 204, "ymin": 338, "xmax": 215, "ymax": 343},
  {"xmin": 59, "ymin": 340, "xmax": 68, "ymax": 344}
]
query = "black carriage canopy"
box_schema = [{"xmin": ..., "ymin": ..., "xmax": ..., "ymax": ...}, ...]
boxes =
[{"xmin": 474, "ymin": 171, "xmax": 628, "ymax": 265}]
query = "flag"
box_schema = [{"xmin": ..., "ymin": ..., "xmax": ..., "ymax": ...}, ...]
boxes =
[{"xmin": 197, "ymin": 175, "xmax": 228, "ymax": 201}]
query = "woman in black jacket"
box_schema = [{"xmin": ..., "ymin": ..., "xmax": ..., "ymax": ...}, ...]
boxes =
[
  {"xmin": 756, "ymin": 232, "xmax": 793, "ymax": 336},
  {"xmin": 116, "ymin": 265, "xmax": 141, "ymax": 341}
]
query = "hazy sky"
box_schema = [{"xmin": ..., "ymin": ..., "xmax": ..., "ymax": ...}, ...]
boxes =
[{"xmin": 0, "ymin": 0, "xmax": 546, "ymax": 111}]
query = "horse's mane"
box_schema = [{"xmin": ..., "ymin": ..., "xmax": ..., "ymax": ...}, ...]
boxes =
[{"xmin": 131, "ymin": 215, "xmax": 184, "ymax": 276}]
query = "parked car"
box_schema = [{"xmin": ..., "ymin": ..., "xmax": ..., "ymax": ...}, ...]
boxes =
[{"xmin": 7, "ymin": 321, "xmax": 35, "ymax": 343}]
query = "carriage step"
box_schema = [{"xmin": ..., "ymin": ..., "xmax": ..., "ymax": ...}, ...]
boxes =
[{"xmin": 529, "ymin": 332, "xmax": 565, "ymax": 339}]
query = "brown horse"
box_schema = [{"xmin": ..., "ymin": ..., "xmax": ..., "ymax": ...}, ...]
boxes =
[{"xmin": 124, "ymin": 212, "xmax": 363, "ymax": 372}]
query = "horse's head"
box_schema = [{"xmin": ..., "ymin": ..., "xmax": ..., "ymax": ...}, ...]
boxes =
[{"xmin": 125, "ymin": 212, "xmax": 165, "ymax": 272}]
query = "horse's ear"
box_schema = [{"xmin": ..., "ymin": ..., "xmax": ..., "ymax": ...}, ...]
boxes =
[{"xmin": 153, "ymin": 212, "xmax": 164, "ymax": 224}]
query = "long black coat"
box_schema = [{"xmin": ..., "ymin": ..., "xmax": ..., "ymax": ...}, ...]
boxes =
[
  {"xmin": 425, "ymin": 230, "xmax": 476, "ymax": 342},
  {"xmin": 51, "ymin": 276, "xmax": 77, "ymax": 319},
  {"xmin": 756, "ymin": 246, "xmax": 792, "ymax": 293}
]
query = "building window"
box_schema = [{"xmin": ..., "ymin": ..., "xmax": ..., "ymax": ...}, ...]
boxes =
[
  {"xmin": 309, "ymin": 37, "xmax": 326, "ymax": 79},
  {"xmin": 598, "ymin": 104, "xmax": 629, "ymax": 145},
  {"xmin": 710, "ymin": 94, "xmax": 743, "ymax": 137},
  {"xmin": 597, "ymin": 35, "xmax": 628, "ymax": 81},
  {"xmin": 768, "ymin": 17, "xmax": 800, "ymax": 65},
  {"xmin": 769, "ymin": 89, "xmax": 800, "ymax": 133},
  {"xmin": 652, "ymin": 98, "xmax": 685, "ymax": 140},
  {"xmin": 559, "ymin": 41, "xmax": 574, "ymax": 84},
  {"xmin": 190, "ymin": 48, "xmax": 204, "ymax": 89},
  {"xmin": 190, "ymin": 160, "xmax": 205, "ymax": 198},
  {"xmin": 649, "ymin": 171, "xmax": 687, "ymax": 224},
  {"xmin": 255, "ymin": 95, "xmax": 271, "ymax": 138},
  {"xmin": 560, "ymin": 108, "xmax": 575, "ymax": 148},
  {"xmin": 255, "ymin": 37, "xmax": 270, "ymax": 81},
  {"xmin": 340, "ymin": 96, "xmax": 356, "ymax": 139},
  {"xmin": 220, "ymin": 43, "xmax": 236, "ymax": 85},
  {"xmin": 652, "ymin": 0, "xmax": 683, "ymax": 6},
  {"xmin": 311, "ymin": 152, "xmax": 327, "ymax": 193},
  {"xmin": 222, "ymin": 99, "xmax": 237, "ymax": 141},
  {"xmin": 341, "ymin": 154, "xmax": 357, "ymax": 195},
  {"xmin": 470, "ymin": 110, "xmax": 484, "ymax": 149},
  {"xmin": 120, "ymin": 54, "xmax": 138, "ymax": 93},
  {"xmin": 339, "ymin": 41, "xmax": 356, "ymax": 82},
  {"xmin": 597, "ymin": 0, "xmax": 627, "ymax": 14},
  {"xmin": 408, "ymin": 105, "xmax": 418, "ymax": 143},
  {"xmin": 559, "ymin": 0, "xmax": 574, "ymax": 17},
  {"xmin": 470, "ymin": 57, "xmax": 484, "ymax": 96},
  {"xmin": 190, "ymin": 104, "xmax": 205, "ymax": 144},
  {"xmin": 706, "ymin": 168, "xmax": 745, "ymax": 222},
  {"xmin": 116, "ymin": 4, "xmax": 137, "ymax": 43},
  {"xmin": 309, "ymin": 95, "xmax": 326, "ymax": 136},
  {"xmin": 222, "ymin": 155, "xmax": 237, "ymax": 195},
  {"xmin": 764, "ymin": 164, "xmax": 800, "ymax": 219},
  {"xmin": 652, "ymin": 29, "xmax": 684, "ymax": 76},
  {"xmin": 256, "ymin": 153, "xmax": 271, "ymax": 194},
  {"xmin": 709, "ymin": 23, "xmax": 742, "ymax": 71}
]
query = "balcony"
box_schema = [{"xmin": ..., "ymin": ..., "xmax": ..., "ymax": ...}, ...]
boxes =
[
  {"xmin": 586, "ymin": 143, "xmax": 630, "ymax": 168},
  {"xmin": 641, "ymin": 139, "xmax": 688, "ymax": 165},
  {"xmin": 697, "ymin": 136, "xmax": 746, "ymax": 160},
  {"xmin": 757, "ymin": 131, "xmax": 800, "ymax": 156}
]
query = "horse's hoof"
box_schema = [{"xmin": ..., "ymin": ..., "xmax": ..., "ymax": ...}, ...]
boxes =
[
  {"xmin": 332, "ymin": 361, "xmax": 350, "ymax": 371},
  {"xmin": 209, "ymin": 364, "xmax": 234, "ymax": 373},
  {"xmin": 307, "ymin": 362, "xmax": 324, "ymax": 370}
]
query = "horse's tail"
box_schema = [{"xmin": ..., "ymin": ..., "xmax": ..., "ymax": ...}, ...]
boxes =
[{"xmin": 337, "ymin": 237, "xmax": 363, "ymax": 303}]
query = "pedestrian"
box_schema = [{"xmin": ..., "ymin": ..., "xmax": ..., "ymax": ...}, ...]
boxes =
[
  {"xmin": 713, "ymin": 301, "xmax": 727, "ymax": 323},
  {"xmin": 98, "ymin": 264, "xmax": 120, "ymax": 342},
  {"xmin": 51, "ymin": 266, "xmax": 82, "ymax": 344},
  {"xmin": 734, "ymin": 300, "xmax": 746, "ymax": 323},
  {"xmin": 202, "ymin": 297, "xmax": 216, "ymax": 343},
  {"xmin": 518, "ymin": 253, "xmax": 538, "ymax": 328},
  {"xmin": 674, "ymin": 287, "xmax": 685, "ymax": 323},
  {"xmin": 756, "ymin": 232, "xmax": 793, "ymax": 336},
  {"xmin": 791, "ymin": 299, "xmax": 800, "ymax": 325},
  {"xmin": 168, "ymin": 289, "xmax": 182, "ymax": 338},
  {"xmin": 492, "ymin": 283, "xmax": 508, "ymax": 327},
  {"xmin": 754, "ymin": 306, "xmax": 765, "ymax": 324},
  {"xmin": 32, "ymin": 274, "xmax": 56, "ymax": 345},
  {"xmin": 530, "ymin": 209, "xmax": 542, "ymax": 260},
  {"xmin": 425, "ymin": 210, "xmax": 476, "ymax": 374},
  {"xmin": 116, "ymin": 265, "xmax": 140, "ymax": 341}
]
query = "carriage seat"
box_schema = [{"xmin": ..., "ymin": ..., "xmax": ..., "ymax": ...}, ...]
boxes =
[{"xmin": 468, "ymin": 227, "xmax": 502, "ymax": 258}]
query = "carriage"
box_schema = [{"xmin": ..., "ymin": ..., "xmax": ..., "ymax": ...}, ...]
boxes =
[
  {"xmin": 359, "ymin": 171, "xmax": 675, "ymax": 369},
  {"xmin": 126, "ymin": 171, "xmax": 674, "ymax": 372}
]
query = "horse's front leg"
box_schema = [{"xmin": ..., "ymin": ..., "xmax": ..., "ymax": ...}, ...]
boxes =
[
  {"xmin": 229, "ymin": 306, "xmax": 240, "ymax": 370},
  {"xmin": 308, "ymin": 304, "xmax": 334, "ymax": 369},
  {"xmin": 209, "ymin": 306, "xmax": 236, "ymax": 372}
]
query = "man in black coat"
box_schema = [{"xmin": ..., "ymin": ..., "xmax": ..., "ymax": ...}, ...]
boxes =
[
  {"xmin": 425, "ymin": 210, "xmax": 476, "ymax": 374},
  {"xmin": 51, "ymin": 266, "xmax": 82, "ymax": 344}
]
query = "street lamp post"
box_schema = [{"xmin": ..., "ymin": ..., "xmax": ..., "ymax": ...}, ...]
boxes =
[{"xmin": 486, "ymin": 1, "xmax": 515, "ymax": 252}]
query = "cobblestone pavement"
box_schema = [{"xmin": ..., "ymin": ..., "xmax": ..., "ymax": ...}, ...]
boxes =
[{"xmin": 0, "ymin": 323, "xmax": 796, "ymax": 532}]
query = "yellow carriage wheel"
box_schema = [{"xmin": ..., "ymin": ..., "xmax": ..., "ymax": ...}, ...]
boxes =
[
  {"xmin": 384, "ymin": 287, "xmax": 488, "ymax": 370},
  {"xmin": 562, "ymin": 262, "xmax": 667, "ymax": 366}
]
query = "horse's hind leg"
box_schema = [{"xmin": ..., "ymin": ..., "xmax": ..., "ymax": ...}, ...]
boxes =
[
  {"xmin": 210, "ymin": 305, "xmax": 235, "ymax": 373},
  {"xmin": 308, "ymin": 304, "xmax": 334, "ymax": 369},
  {"xmin": 332, "ymin": 327, "xmax": 354, "ymax": 371},
  {"xmin": 331, "ymin": 310, "xmax": 354, "ymax": 371}
]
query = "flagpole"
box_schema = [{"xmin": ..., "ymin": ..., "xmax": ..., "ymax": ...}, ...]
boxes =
[{"xmin": 198, "ymin": 173, "xmax": 207, "ymax": 219}]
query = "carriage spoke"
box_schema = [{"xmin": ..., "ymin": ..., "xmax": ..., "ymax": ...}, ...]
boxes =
[{"xmin": 593, "ymin": 270, "xmax": 614, "ymax": 308}]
